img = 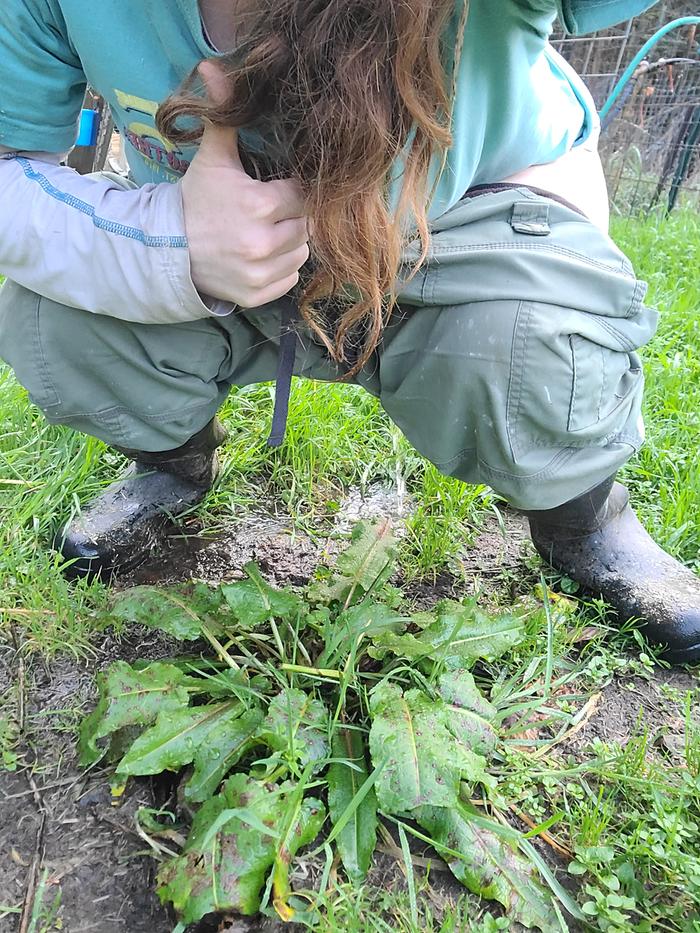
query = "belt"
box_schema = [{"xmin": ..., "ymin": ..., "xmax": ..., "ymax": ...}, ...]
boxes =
[
  {"xmin": 462, "ymin": 181, "xmax": 586, "ymax": 217},
  {"xmin": 266, "ymin": 296, "xmax": 298, "ymax": 448}
]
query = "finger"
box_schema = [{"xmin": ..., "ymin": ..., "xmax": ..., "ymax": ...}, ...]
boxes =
[
  {"xmin": 196, "ymin": 60, "xmax": 242, "ymax": 165},
  {"xmin": 198, "ymin": 59, "xmax": 231, "ymax": 106},
  {"xmin": 241, "ymin": 271, "xmax": 302, "ymax": 308},
  {"xmin": 276, "ymin": 241, "xmax": 311, "ymax": 273},
  {"xmin": 197, "ymin": 122, "xmax": 242, "ymax": 165},
  {"xmin": 266, "ymin": 178, "xmax": 308, "ymax": 222},
  {"xmin": 259, "ymin": 243, "xmax": 310, "ymax": 282},
  {"xmin": 267, "ymin": 217, "xmax": 309, "ymax": 255},
  {"xmin": 242, "ymin": 242, "xmax": 309, "ymax": 295}
]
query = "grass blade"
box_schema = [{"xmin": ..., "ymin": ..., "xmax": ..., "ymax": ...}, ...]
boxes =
[{"xmin": 397, "ymin": 822, "xmax": 418, "ymax": 928}]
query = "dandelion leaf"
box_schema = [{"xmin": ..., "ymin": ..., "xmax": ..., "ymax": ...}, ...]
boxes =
[
  {"xmin": 369, "ymin": 681, "xmax": 493, "ymax": 813},
  {"xmin": 436, "ymin": 670, "xmax": 498, "ymax": 756},
  {"xmin": 257, "ymin": 689, "xmax": 329, "ymax": 771},
  {"xmin": 110, "ymin": 583, "xmax": 226, "ymax": 641},
  {"xmin": 309, "ymin": 519, "xmax": 398, "ymax": 606},
  {"xmin": 117, "ymin": 701, "xmax": 243, "ymax": 776},
  {"xmin": 370, "ymin": 600, "xmax": 525, "ymax": 667},
  {"xmin": 417, "ymin": 805, "xmax": 559, "ymax": 931},
  {"xmin": 184, "ymin": 708, "xmax": 264, "ymax": 803},
  {"xmin": 367, "ymin": 630, "xmax": 432, "ymax": 662},
  {"xmin": 221, "ymin": 562, "xmax": 304, "ymax": 630},
  {"xmin": 78, "ymin": 661, "xmax": 194, "ymax": 766},
  {"xmin": 157, "ymin": 775, "xmax": 324, "ymax": 923},
  {"xmin": 320, "ymin": 602, "xmax": 407, "ymax": 667}
]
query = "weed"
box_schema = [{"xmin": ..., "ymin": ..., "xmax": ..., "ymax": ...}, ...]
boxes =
[
  {"xmin": 27, "ymin": 869, "xmax": 63, "ymax": 933},
  {"xmin": 80, "ymin": 521, "xmax": 572, "ymax": 930}
]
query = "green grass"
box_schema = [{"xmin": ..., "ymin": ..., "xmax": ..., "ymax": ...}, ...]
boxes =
[
  {"xmin": 1, "ymin": 209, "xmax": 699, "ymax": 653},
  {"xmin": 612, "ymin": 209, "xmax": 700, "ymax": 570}
]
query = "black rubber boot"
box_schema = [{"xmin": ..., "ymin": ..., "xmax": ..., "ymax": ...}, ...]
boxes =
[
  {"xmin": 55, "ymin": 419, "xmax": 226, "ymax": 579},
  {"xmin": 526, "ymin": 478, "xmax": 700, "ymax": 663}
]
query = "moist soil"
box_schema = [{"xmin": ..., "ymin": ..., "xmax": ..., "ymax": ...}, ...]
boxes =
[{"xmin": 0, "ymin": 498, "xmax": 694, "ymax": 932}]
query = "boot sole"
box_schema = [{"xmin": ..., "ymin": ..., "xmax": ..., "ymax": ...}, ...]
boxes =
[
  {"xmin": 660, "ymin": 641, "xmax": 700, "ymax": 666},
  {"xmin": 61, "ymin": 545, "xmax": 152, "ymax": 582}
]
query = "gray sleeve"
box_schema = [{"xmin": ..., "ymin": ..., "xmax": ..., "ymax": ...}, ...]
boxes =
[
  {"xmin": 0, "ymin": 144, "xmax": 66, "ymax": 163},
  {"xmin": 0, "ymin": 153, "xmax": 235, "ymax": 323}
]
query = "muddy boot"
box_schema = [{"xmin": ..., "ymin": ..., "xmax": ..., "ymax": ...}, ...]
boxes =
[
  {"xmin": 525, "ymin": 478, "xmax": 700, "ymax": 663},
  {"xmin": 55, "ymin": 419, "xmax": 226, "ymax": 579}
]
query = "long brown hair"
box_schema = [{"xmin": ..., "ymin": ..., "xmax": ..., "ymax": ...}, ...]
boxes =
[{"xmin": 157, "ymin": 1, "xmax": 468, "ymax": 375}]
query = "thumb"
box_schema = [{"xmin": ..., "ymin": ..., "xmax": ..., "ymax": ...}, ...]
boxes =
[
  {"xmin": 196, "ymin": 60, "xmax": 242, "ymax": 166},
  {"xmin": 199, "ymin": 120, "xmax": 241, "ymax": 166}
]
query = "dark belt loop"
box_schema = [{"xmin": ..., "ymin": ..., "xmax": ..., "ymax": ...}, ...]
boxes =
[{"xmin": 267, "ymin": 298, "xmax": 298, "ymax": 448}]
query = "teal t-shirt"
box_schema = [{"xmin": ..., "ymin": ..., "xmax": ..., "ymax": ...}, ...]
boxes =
[{"xmin": 0, "ymin": 0, "xmax": 658, "ymax": 219}]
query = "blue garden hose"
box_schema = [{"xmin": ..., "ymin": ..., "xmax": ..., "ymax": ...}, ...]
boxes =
[{"xmin": 600, "ymin": 16, "xmax": 700, "ymax": 121}]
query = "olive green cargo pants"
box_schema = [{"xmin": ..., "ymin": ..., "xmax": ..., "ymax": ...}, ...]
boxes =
[{"xmin": 0, "ymin": 185, "xmax": 658, "ymax": 510}]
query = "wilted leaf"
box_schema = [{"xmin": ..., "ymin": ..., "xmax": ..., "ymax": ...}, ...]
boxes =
[
  {"xmin": 110, "ymin": 583, "xmax": 226, "ymax": 641},
  {"xmin": 369, "ymin": 682, "xmax": 493, "ymax": 813},
  {"xmin": 533, "ymin": 584, "xmax": 578, "ymax": 615},
  {"xmin": 308, "ymin": 519, "xmax": 398, "ymax": 607},
  {"xmin": 78, "ymin": 662, "xmax": 195, "ymax": 766},
  {"xmin": 184, "ymin": 709, "xmax": 264, "ymax": 803},
  {"xmin": 221, "ymin": 563, "xmax": 304, "ymax": 630},
  {"xmin": 157, "ymin": 775, "xmax": 324, "ymax": 923},
  {"xmin": 369, "ymin": 600, "xmax": 525, "ymax": 667},
  {"xmin": 257, "ymin": 689, "xmax": 329, "ymax": 771},
  {"xmin": 117, "ymin": 701, "xmax": 244, "ymax": 776},
  {"xmin": 417, "ymin": 805, "xmax": 558, "ymax": 931},
  {"xmin": 327, "ymin": 729, "xmax": 378, "ymax": 885},
  {"xmin": 272, "ymin": 775, "xmax": 328, "ymax": 920}
]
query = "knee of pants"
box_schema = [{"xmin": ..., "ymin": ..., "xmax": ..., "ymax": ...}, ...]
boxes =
[
  {"xmin": 377, "ymin": 296, "xmax": 659, "ymax": 510},
  {"xmin": 0, "ymin": 280, "xmax": 230, "ymax": 450}
]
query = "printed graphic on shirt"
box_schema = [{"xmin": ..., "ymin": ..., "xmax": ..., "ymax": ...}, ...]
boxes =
[{"xmin": 114, "ymin": 89, "xmax": 192, "ymax": 182}]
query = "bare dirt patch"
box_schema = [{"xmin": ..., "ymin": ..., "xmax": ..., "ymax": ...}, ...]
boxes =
[
  {"xmin": 555, "ymin": 668, "xmax": 698, "ymax": 761},
  {"xmin": 0, "ymin": 632, "xmax": 174, "ymax": 933}
]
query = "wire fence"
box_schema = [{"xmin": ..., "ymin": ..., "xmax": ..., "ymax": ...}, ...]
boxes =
[{"xmin": 553, "ymin": 4, "xmax": 700, "ymax": 215}]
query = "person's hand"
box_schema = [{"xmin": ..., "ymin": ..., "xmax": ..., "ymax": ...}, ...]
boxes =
[{"xmin": 180, "ymin": 60, "xmax": 310, "ymax": 307}]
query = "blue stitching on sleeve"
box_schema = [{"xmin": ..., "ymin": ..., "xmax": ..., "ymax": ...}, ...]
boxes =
[{"xmin": 14, "ymin": 156, "xmax": 188, "ymax": 249}]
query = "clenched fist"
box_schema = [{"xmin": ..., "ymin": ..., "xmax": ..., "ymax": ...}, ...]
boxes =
[{"xmin": 180, "ymin": 60, "xmax": 310, "ymax": 307}]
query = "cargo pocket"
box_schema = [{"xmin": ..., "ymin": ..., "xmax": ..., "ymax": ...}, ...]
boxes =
[
  {"xmin": 506, "ymin": 300, "xmax": 652, "ymax": 461},
  {"xmin": 568, "ymin": 334, "xmax": 643, "ymax": 434}
]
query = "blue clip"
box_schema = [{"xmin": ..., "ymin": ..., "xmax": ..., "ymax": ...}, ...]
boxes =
[{"xmin": 76, "ymin": 109, "xmax": 100, "ymax": 147}]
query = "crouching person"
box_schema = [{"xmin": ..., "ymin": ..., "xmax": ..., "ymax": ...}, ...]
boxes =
[{"xmin": 0, "ymin": 0, "xmax": 698, "ymax": 661}]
